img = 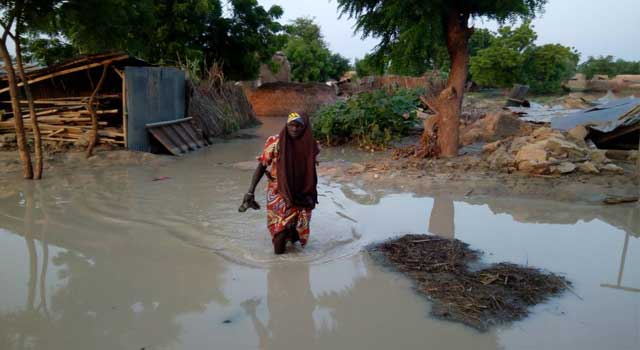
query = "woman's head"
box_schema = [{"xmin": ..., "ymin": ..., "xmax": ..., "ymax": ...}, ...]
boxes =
[{"xmin": 286, "ymin": 112, "xmax": 305, "ymax": 139}]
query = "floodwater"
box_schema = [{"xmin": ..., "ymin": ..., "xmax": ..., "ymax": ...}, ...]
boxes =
[{"xmin": 0, "ymin": 118, "xmax": 638, "ymax": 350}]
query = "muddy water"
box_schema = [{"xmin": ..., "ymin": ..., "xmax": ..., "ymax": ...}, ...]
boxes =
[{"xmin": 1, "ymin": 118, "xmax": 638, "ymax": 350}]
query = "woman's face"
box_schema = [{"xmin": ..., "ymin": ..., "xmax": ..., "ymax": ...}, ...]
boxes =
[{"xmin": 287, "ymin": 121, "xmax": 305, "ymax": 139}]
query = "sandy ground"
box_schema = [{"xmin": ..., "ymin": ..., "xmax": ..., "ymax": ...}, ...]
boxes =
[{"xmin": 318, "ymin": 152, "xmax": 638, "ymax": 205}]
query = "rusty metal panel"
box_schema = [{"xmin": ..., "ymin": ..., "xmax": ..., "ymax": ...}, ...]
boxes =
[
  {"xmin": 126, "ymin": 67, "xmax": 185, "ymax": 152},
  {"xmin": 147, "ymin": 117, "xmax": 203, "ymax": 155}
]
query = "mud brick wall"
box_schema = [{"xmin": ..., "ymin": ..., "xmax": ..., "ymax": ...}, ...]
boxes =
[{"xmin": 246, "ymin": 82, "xmax": 337, "ymax": 117}]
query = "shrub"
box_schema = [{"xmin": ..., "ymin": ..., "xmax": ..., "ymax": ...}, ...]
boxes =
[{"xmin": 312, "ymin": 88, "xmax": 423, "ymax": 149}]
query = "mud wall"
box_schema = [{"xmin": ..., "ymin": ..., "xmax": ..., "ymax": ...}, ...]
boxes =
[
  {"xmin": 565, "ymin": 74, "xmax": 640, "ymax": 92},
  {"xmin": 245, "ymin": 82, "xmax": 337, "ymax": 117}
]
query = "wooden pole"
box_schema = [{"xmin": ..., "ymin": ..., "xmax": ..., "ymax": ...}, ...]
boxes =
[
  {"xmin": 0, "ymin": 54, "xmax": 129, "ymax": 94},
  {"xmin": 86, "ymin": 63, "xmax": 110, "ymax": 158},
  {"xmin": 0, "ymin": 29, "xmax": 33, "ymax": 179},
  {"xmin": 15, "ymin": 26, "xmax": 43, "ymax": 179},
  {"xmin": 122, "ymin": 70, "xmax": 128, "ymax": 147}
]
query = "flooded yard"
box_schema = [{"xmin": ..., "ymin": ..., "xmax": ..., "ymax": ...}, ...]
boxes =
[{"xmin": 0, "ymin": 118, "xmax": 638, "ymax": 349}]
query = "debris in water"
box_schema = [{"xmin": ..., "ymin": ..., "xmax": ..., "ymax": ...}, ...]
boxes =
[
  {"xmin": 603, "ymin": 196, "xmax": 639, "ymax": 205},
  {"xmin": 152, "ymin": 176, "xmax": 171, "ymax": 181},
  {"xmin": 368, "ymin": 234, "xmax": 570, "ymax": 331}
]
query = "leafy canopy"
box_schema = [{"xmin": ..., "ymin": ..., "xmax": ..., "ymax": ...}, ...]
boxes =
[
  {"xmin": 337, "ymin": 0, "xmax": 548, "ymax": 76},
  {"xmin": 470, "ymin": 21, "xmax": 579, "ymax": 93},
  {"xmin": 22, "ymin": 0, "xmax": 285, "ymax": 80},
  {"xmin": 354, "ymin": 28, "xmax": 494, "ymax": 77},
  {"xmin": 282, "ymin": 17, "xmax": 351, "ymax": 82}
]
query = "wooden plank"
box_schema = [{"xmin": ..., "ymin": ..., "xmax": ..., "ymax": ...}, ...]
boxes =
[
  {"xmin": 0, "ymin": 55, "xmax": 130, "ymax": 94},
  {"xmin": 593, "ymin": 123, "xmax": 640, "ymax": 144}
]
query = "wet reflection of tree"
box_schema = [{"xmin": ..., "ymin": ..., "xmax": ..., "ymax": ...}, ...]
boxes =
[
  {"xmin": 0, "ymin": 183, "xmax": 50, "ymax": 349},
  {"xmin": 243, "ymin": 263, "xmax": 317, "ymax": 350},
  {"xmin": 242, "ymin": 257, "xmax": 500, "ymax": 350},
  {"xmin": 601, "ymin": 206, "xmax": 639, "ymax": 293},
  {"xmin": 428, "ymin": 196, "xmax": 455, "ymax": 239},
  {"xmin": 0, "ymin": 173, "xmax": 230, "ymax": 350}
]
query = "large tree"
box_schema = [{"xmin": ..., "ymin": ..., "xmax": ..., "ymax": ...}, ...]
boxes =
[
  {"xmin": 1, "ymin": 0, "xmax": 58, "ymax": 179},
  {"xmin": 337, "ymin": 0, "xmax": 547, "ymax": 157},
  {"xmin": 470, "ymin": 22, "xmax": 578, "ymax": 93},
  {"xmin": 282, "ymin": 17, "xmax": 351, "ymax": 82},
  {"xmin": 23, "ymin": 0, "xmax": 285, "ymax": 80}
]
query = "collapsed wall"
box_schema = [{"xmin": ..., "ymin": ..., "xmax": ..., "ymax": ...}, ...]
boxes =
[
  {"xmin": 245, "ymin": 82, "xmax": 336, "ymax": 117},
  {"xmin": 565, "ymin": 73, "xmax": 640, "ymax": 92}
]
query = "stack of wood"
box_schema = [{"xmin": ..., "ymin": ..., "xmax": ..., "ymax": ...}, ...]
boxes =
[{"xmin": 0, "ymin": 94, "xmax": 124, "ymax": 146}]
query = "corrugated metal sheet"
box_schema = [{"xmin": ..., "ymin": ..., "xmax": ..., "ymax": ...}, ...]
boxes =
[
  {"xmin": 126, "ymin": 67, "xmax": 186, "ymax": 152},
  {"xmin": 147, "ymin": 117, "xmax": 205, "ymax": 155},
  {"xmin": 550, "ymin": 97, "xmax": 640, "ymax": 131}
]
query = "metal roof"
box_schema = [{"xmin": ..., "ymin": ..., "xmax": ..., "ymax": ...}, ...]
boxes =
[
  {"xmin": 146, "ymin": 117, "xmax": 206, "ymax": 155},
  {"xmin": 551, "ymin": 97, "xmax": 640, "ymax": 132}
]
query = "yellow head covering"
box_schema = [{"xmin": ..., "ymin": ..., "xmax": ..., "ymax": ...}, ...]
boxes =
[{"xmin": 287, "ymin": 112, "xmax": 304, "ymax": 125}]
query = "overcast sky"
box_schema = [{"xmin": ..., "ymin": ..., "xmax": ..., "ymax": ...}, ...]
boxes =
[{"xmin": 258, "ymin": 0, "xmax": 640, "ymax": 63}]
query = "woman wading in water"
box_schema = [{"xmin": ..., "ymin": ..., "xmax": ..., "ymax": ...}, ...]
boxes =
[{"xmin": 239, "ymin": 112, "xmax": 320, "ymax": 254}]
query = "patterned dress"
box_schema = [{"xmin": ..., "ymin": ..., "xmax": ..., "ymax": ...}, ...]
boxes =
[{"xmin": 257, "ymin": 135, "xmax": 314, "ymax": 246}]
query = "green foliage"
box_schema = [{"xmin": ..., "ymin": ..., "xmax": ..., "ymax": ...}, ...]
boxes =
[
  {"xmin": 312, "ymin": 88, "xmax": 423, "ymax": 149},
  {"xmin": 469, "ymin": 21, "xmax": 536, "ymax": 87},
  {"xmin": 353, "ymin": 28, "xmax": 502, "ymax": 78},
  {"xmin": 468, "ymin": 28, "xmax": 495, "ymax": 57},
  {"xmin": 327, "ymin": 53, "xmax": 352, "ymax": 80},
  {"xmin": 282, "ymin": 17, "xmax": 351, "ymax": 82},
  {"xmin": 578, "ymin": 56, "xmax": 640, "ymax": 79},
  {"xmin": 338, "ymin": 0, "xmax": 548, "ymax": 78},
  {"xmin": 22, "ymin": 36, "xmax": 77, "ymax": 66},
  {"xmin": 21, "ymin": 0, "xmax": 284, "ymax": 80},
  {"xmin": 470, "ymin": 21, "xmax": 578, "ymax": 93},
  {"xmin": 354, "ymin": 53, "xmax": 385, "ymax": 77},
  {"xmin": 523, "ymin": 44, "xmax": 579, "ymax": 93}
]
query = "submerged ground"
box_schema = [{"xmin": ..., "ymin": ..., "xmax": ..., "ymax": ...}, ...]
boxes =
[{"xmin": 0, "ymin": 118, "xmax": 638, "ymax": 350}]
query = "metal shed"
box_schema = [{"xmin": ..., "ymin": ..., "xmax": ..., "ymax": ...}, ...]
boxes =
[{"xmin": 124, "ymin": 67, "xmax": 188, "ymax": 152}]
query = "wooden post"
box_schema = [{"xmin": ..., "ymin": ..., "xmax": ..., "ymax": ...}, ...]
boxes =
[
  {"xmin": 0, "ymin": 33, "xmax": 33, "ymax": 178},
  {"xmin": 85, "ymin": 63, "xmax": 110, "ymax": 158},
  {"xmin": 122, "ymin": 71, "xmax": 128, "ymax": 147}
]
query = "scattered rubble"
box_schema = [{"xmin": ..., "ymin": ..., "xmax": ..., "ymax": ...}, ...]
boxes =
[
  {"xmin": 482, "ymin": 126, "xmax": 628, "ymax": 175},
  {"xmin": 368, "ymin": 234, "xmax": 570, "ymax": 331},
  {"xmin": 460, "ymin": 112, "xmax": 531, "ymax": 146}
]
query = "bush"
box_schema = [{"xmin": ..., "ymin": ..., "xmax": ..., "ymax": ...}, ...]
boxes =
[{"xmin": 312, "ymin": 88, "xmax": 423, "ymax": 149}]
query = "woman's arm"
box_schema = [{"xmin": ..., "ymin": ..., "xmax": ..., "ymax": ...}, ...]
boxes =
[{"xmin": 239, "ymin": 163, "xmax": 267, "ymax": 212}]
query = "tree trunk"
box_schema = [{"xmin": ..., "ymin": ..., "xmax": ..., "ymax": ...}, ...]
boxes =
[
  {"xmin": 0, "ymin": 37, "xmax": 33, "ymax": 178},
  {"xmin": 85, "ymin": 63, "xmax": 110, "ymax": 158},
  {"xmin": 421, "ymin": 9, "xmax": 473, "ymax": 158},
  {"xmin": 14, "ymin": 31, "xmax": 43, "ymax": 179}
]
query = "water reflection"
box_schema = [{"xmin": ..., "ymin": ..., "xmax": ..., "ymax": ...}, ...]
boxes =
[
  {"xmin": 0, "ymin": 181, "xmax": 229, "ymax": 350},
  {"xmin": 428, "ymin": 196, "xmax": 455, "ymax": 239},
  {"xmin": 243, "ymin": 263, "xmax": 316, "ymax": 349},
  {"xmin": 601, "ymin": 232, "xmax": 640, "ymax": 293}
]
